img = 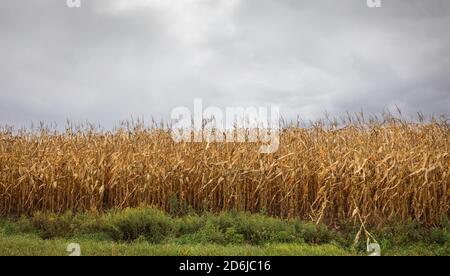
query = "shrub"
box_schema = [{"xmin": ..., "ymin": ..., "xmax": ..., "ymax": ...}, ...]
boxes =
[{"xmin": 104, "ymin": 207, "xmax": 174, "ymax": 243}]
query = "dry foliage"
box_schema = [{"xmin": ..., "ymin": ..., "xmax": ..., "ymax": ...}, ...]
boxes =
[{"xmin": 0, "ymin": 116, "xmax": 449, "ymax": 226}]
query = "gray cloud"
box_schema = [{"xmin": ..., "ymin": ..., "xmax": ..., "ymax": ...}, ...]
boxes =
[{"xmin": 0, "ymin": 0, "xmax": 449, "ymax": 128}]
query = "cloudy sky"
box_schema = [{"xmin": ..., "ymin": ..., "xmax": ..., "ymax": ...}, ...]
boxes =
[{"xmin": 0, "ymin": 0, "xmax": 449, "ymax": 128}]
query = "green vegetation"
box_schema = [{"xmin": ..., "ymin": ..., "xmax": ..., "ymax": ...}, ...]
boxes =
[
  {"xmin": 0, "ymin": 234, "xmax": 355, "ymax": 256},
  {"xmin": 0, "ymin": 207, "xmax": 449, "ymax": 256}
]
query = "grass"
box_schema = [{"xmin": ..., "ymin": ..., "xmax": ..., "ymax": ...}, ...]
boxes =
[
  {"xmin": 0, "ymin": 207, "xmax": 449, "ymax": 256},
  {"xmin": 1, "ymin": 233, "xmax": 446, "ymax": 256},
  {"xmin": 0, "ymin": 233, "xmax": 354, "ymax": 256}
]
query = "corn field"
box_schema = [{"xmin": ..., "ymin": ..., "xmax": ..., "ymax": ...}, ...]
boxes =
[{"xmin": 0, "ymin": 118, "xmax": 449, "ymax": 226}]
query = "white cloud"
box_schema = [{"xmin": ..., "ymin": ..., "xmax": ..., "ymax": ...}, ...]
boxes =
[{"xmin": 0, "ymin": 0, "xmax": 448, "ymax": 128}]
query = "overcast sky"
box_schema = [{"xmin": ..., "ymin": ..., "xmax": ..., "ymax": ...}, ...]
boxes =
[{"xmin": 0, "ymin": 0, "xmax": 449, "ymax": 128}]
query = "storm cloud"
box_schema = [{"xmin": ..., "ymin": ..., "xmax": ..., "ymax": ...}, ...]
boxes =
[{"xmin": 0, "ymin": 0, "xmax": 449, "ymax": 128}]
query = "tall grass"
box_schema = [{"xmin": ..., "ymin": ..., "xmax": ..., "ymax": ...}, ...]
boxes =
[{"xmin": 0, "ymin": 115, "xmax": 448, "ymax": 226}]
